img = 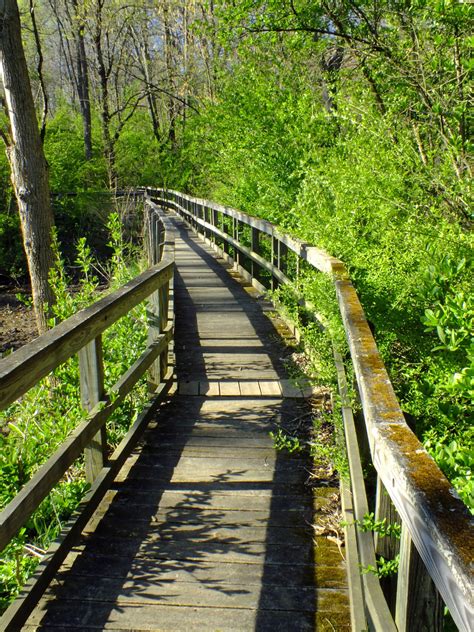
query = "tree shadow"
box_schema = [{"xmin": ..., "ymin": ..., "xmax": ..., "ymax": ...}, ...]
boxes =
[{"xmin": 32, "ymin": 215, "xmax": 318, "ymax": 630}]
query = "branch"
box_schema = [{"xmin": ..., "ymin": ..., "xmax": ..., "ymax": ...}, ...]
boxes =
[
  {"xmin": 0, "ymin": 97, "xmax": 12, "ymax": 146},
  {"xmin": 126, "ymin": 69, "xmax": 200, "ymax": 113},
  {"xmin": 244, "ymin": 25, "xmax": 384, "ymax": 52},
  {"xmin": 29, "ymin": 0, "xmax": 48, "ymax": 141}
]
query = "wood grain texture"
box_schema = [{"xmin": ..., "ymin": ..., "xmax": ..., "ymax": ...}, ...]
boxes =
[{"xmin": 79, "ymin": 336, "xmax": 106, "ymax": 482}]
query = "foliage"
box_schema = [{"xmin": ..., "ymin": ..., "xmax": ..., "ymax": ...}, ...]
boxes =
[
  {"xmin": 177, "ymin": 2, "xmax": 473, "ymax": 512},
  {"xmin": 0, "ymin": 213, "xmax": 148, "ymax": 612},
  {"xmin": 356, "ymin": 512, "xmax": 402, "ymax": 540},
  {"xmin": 270, "ymin": 428, "xmax": 303, "ymax": 453},
  {"xmin": 361, "ymin": 554, "xmax": 400, "ymax": 579}
]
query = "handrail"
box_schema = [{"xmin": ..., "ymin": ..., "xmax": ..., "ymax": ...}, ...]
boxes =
[
  {"xmin": 150, "ymin": 187, "xmax": 474, "ymax": 632},
  {"xmin": 0, "ymin": 198, "xmax": 175, "ymax": 630}
]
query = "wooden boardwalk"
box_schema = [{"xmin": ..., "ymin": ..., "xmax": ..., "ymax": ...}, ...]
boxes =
[{"xmin": 25, "ymin": 216, "xmax": 350, "ymax": 631}]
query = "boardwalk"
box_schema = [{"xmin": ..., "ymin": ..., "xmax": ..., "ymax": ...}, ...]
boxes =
[{"xmin": 25, "ymin": 215, "xmax": 350, "ymax": 631}]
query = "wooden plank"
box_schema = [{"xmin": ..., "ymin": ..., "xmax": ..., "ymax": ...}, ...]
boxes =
[
  {"xmin": 58, "ymin": 553, "xmax": 340, "ymax": 588},
  {"xmin": 258, "ymin": 381, "xmax": 282, "ymax": 396},
  {"xmin": 340, "ymin": 404, "xmax": 397, "ymax": 630},
  {"xmin": 239, "ymin": 381, "xmax": 261, "ymax": 396},
  {"xmin": 115, "ymin": 462, "xmax": 310, "ymax": 488},
  {"xmin": 27, "ymin": 600, "xmax": 318, "ymax": 631},
  {"xmin": 198, "ymin": 381, "xmax": 220, "ymax": 396},
  {"xmin": 87, "ymin": 506, "xmax": 313, "ymax": 529},
  {"xmin": 96, "ymin": 489, "xmax": 315, "ymax": 513},
  {"xmin": 340, "ymin": 479, "xmax": 367, "ymax": 632},
  {"xmin": 38, "ymin": 576, "xmax": 325, "ymax": 611},
  {"xmin": 219, "ymin": 381, "xmax": 241, "ymax": 396},
  {"xmin": 395, "ymin": 523, "xmax": 444, "ymax": 631},
  {"xmin": 177, "ymin": 380, "xmax": 199, "ymax": 395},
  {"xmin": 0, "ymin": 260, "xmax": 173, "ymax": 410},
  {"xmin": 79, "ymin": 337, "xmax": 106, "ymax": 483}
]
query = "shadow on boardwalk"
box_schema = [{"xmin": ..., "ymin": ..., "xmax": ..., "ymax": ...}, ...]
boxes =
[{"xmin": 27, "ymin": 216, "xmax": 349, "ymax": 631}]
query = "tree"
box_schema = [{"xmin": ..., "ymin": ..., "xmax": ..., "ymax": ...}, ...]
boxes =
[{"xmin": 0, "ymin": 0, "xmax": 55, "ymax": 333}]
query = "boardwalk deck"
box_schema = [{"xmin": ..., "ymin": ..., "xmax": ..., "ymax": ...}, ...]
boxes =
[{"xmin": 25, "ymin": 216, "xmax": 350, "ymax": 631}]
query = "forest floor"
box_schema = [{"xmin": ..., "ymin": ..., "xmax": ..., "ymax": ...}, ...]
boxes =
[{"xmin": 0, "ymin": 285, "xmax": 36, "ymax": 356}]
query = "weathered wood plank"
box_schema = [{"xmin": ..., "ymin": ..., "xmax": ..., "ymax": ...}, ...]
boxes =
[
  {"xmin": 395, "ymin": 523, "xmax": 444, "ymax": 631},
  {"xmin": 79, "ymin": 336, "xmax": 106, "ymax": 483},
  {"xmin": 58, "ymin": 552, "xmax": 344, "ymax": 588},
  {"xmin": 27, "ymin": 600, "xmax": 318, "ymax": 631}
]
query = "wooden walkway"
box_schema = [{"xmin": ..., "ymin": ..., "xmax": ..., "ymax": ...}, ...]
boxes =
[{"xmin": 25, "ymin": 216, "xmax": 350, "ymax": 631}]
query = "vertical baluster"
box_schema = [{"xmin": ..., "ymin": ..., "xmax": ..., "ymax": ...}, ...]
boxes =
[
  {"xmin": 279, "ymin": 241, "xmax": 288, "ymax": 276},
  {"xmin": 146, "ymin": 209, "xmax": 162, "ymax": 389},
  {"xmin": 251, "ymin": 227, "xmax": 260, "ymax": 283},
  {"xmin": 212, "ymin": 209, "xmax": 218, "ymax": 246},
  {"xmin": 271, "ymin": 235, "xmax": 279, "ymax": 290},
  {"xmin": 395, "ymin": 523, "xmax": 444, "ymax": 631},
  {"xmin": 159, "ymin": 278, "xmax": 169, "ymax": 381},
  {"xmin": 375, "ymin": 477, "xmax": 401, "ymax": 612},
  {"xmin": 233, "ymin": 218, "xmax": 240, "ymax": 266},
  {"xmin": 79, "ymin": 337, "xmax": 106, "ymax": 483},
  {"xmin": 223, "ymin": 215, "xmax": 230, "ymax": 255}
]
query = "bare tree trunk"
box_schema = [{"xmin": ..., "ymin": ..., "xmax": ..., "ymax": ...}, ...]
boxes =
[
  {"xmin": 28, "ymin": 0, "xmax": 48, "ymax": 141},
  {"xmin": 163, "ymin": 4, "xmax": 177, "ymax": 148},
  {"xmin": 72, "ymin": 0, "xmax": 92, "ymax": 160},
  {"xmin": 0, "ymin": 0, "xmax": 55, "ymax": 334},
  {"xmin": 93, "ymin": 0, "xmax": 117, "ymax": 189}
]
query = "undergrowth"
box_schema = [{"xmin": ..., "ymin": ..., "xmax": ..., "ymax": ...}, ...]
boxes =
[{"xmin": 0, "ymin": 212, "xmax": 148, "ymax": 612}]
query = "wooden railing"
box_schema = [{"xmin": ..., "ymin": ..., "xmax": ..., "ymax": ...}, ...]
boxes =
[
  {"xmin": 149, "ymin": 187, "xmax": 473, "ymax": 632},
  {"xmin": 0, "ymin": 198, "xmax": 174, "ymax": 630}
]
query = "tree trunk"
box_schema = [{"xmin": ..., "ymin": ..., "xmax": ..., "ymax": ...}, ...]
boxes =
[
  {"xmin": 73, "ymin": 0, "xmax": 93, "ymax": 161},
  {"xmin": 163, "ymin": 4, "xmax": 177, "ymax": 148},
  {"xmin": 0, "ymin": 0, "xmax": 55, "ymax": 334},
  {"xmin": 93, "ymin": 0, "xmax": 117, "ymax": 189}
]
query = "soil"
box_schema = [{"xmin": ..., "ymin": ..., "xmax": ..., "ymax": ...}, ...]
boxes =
[{"xmin": 0, "ymin": 285, "xmax": 37, "ymax": 356}]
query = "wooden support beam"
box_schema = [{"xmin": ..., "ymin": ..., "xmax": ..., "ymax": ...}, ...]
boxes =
[
  {"xmin": 395, "ymin": 523, "xmax": 444, "ymax": 632},
  {"xmin": 78, "ymin": 337, "xmax": 106, "ymax": 483}
]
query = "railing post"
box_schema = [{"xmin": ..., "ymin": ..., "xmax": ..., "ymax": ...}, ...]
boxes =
[
  {"xmin": 395, "ymin": 523, "xmax": 444, "ymax": 631},
  {"xmin": 223, "ymin": 215, "xmax": 230, "ymax": 255},
  {"xmin": 375, "ymin": 477, "xmax": 401, "ymax": 611},
  {"xmin": 271, "ymin": 235, "xmax": 279, "ymax": 290},
  {"xmin": 144, "ymin": 205, "xmax": 163, "ymax": 390},
  {"xmin": 233, "ymin": 218, "xmax": 240, "ymax": 266},
  {"xmin": 212, "ymin": 209, "xmax": 218, "ymax": 246},
  {"xmin": 78, "ymin": 336, "xmax": 106, "ymax": 483},
  {"xmin": 251, "ymin": 227, "xmax": 260, "ymax": 282},
  {"xmin": 159, "ymin": 274, "xmax": 170, "ymax": 381},
  {"xmin": 279, "ymin": 241, "xmax": 288, "ymax": 275}
]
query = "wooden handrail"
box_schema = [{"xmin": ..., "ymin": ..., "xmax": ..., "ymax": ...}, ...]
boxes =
[
  {"xmin": 151, "ymin": 187, "xmax": 474, "ymax": 632},
  {"xmin": 0, "ymin": 200, "xmax": 175, "ymax": 630}
]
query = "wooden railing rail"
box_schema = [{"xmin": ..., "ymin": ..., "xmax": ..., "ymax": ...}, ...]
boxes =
[
  {"xmin": 0, "ymin": 199, "xmax": 175, "ymax": 630},
  {"xmin": 149, "ymin": 187, "xmax": 474, "ymax": 632}
]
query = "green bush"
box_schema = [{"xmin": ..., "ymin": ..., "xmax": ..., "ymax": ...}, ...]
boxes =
[{"xmin": 0, "ymin": 213, "xmax": 149, "ymax": 611}]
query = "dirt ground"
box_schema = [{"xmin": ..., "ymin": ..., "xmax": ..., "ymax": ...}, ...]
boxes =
[{"xmin": 0, "ymin": 286, "xmax": 36, "ymax": 356}]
